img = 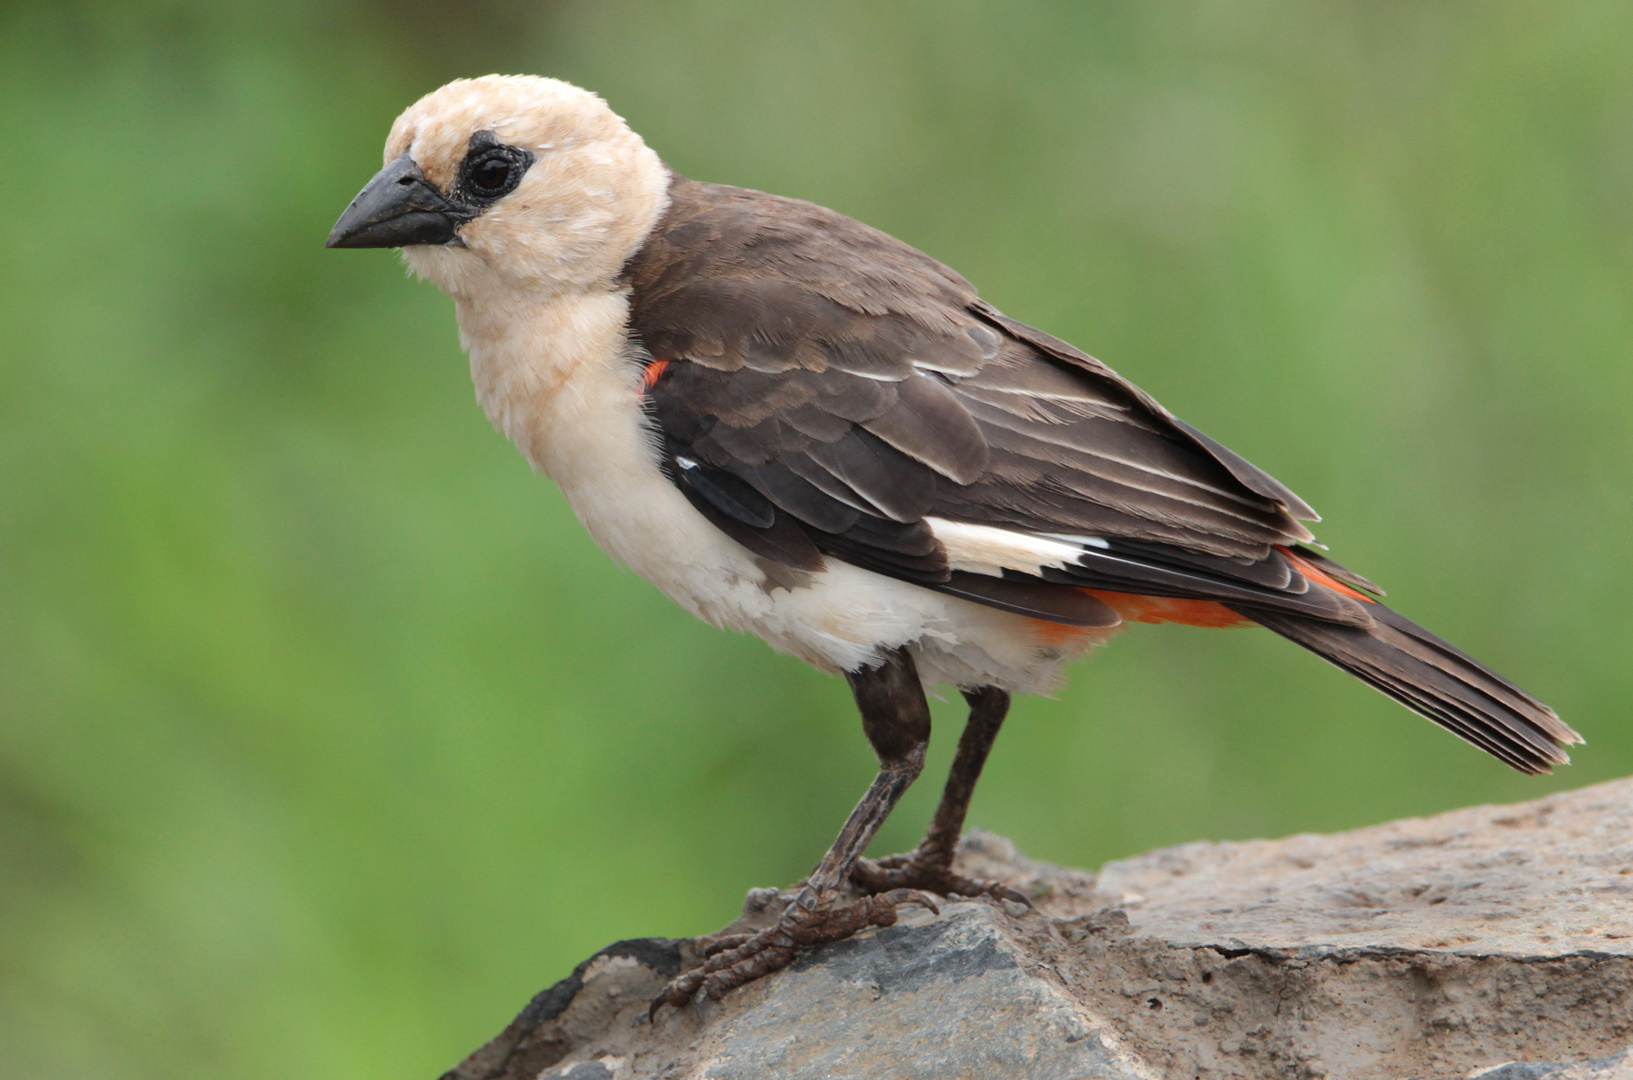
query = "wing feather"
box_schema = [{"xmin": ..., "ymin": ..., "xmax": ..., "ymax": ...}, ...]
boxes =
[
  {"xmin": 862, "ymin": 374, "xmax": 989, "ymax": 484},
  {"xmin": 802, "ymin": 430, "xmax": 937, "ymax": 523}
]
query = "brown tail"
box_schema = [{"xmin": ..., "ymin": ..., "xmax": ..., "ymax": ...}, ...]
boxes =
[{"xmin": 1236, "ymin": 601, "xmax": 1580, "ymax": 774}]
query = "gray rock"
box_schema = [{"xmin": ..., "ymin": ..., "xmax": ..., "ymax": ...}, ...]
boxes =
[
  {"xmin": 687, "ymin": 906, "xmax": 1155, "ymax": 1080},
  {"xmin": 1469, "ymin": 1047, "xmax": 1633, "ymax": 1079},
  {"xmin": 443, "ymin": 778, "xmax": 1633, "ymax": 1080}
]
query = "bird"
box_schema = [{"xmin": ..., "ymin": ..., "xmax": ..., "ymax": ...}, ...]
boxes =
[{"xmin": 327, "ymin": 74, "xmax": 1579, "ymax": 1009}]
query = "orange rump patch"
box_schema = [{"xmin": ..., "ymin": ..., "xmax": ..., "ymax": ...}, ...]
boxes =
[
  {"xmin": 1084, "ymin": 590, "xmax": 1254, "ymax": 629},
  {"xmin": 1022, "ymin": 549, "xmax": 1373, "ymax": 637},
  {"xmin": 1074, "ymin": 549, "xmax": 1374, "ymax": 630}
]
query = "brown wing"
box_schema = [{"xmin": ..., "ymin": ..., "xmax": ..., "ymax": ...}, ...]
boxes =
[
  {"xmin": 623, "ymin": 172, "xmax": 1577, "ymax": 774},
  {"xmin": 627, "ymin": 173, "xmax": 1343, "ymax": 621}
]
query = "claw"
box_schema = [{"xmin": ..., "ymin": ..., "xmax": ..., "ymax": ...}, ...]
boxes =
[
  {"xmin": 991, "ymin": 882, "xmax": 1033, "ymax": 908},
  {"xmin": 851, "ymin": 850, "xmax": 1032, "ymax": 908},
  {"xmin": 650, "ymin": 975, "xmax": 699, "ymax": 1021},
  {"xmin": 881, "ymin": 887, "xmax": 940, "ymax": 915}
]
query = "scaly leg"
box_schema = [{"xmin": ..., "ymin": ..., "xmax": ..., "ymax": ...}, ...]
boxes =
[
  {"xmin": 851, "ymin": 685, "xmax": 1029, "ymax": 905},
  {"xmin": 654, "ymin": 647, "xmax": 940, "ymax": 1012}
]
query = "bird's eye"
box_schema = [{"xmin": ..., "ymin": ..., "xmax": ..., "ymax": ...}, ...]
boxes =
[
  {"xmin": 471, "ymin": 156, "xmax": 512, "ymax": 194},
  {"xmin": 462, "ymin": 146, "xmax": 531, "ymax": 200}
]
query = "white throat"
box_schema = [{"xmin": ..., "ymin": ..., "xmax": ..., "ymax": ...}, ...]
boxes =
[{"xmin": 459, "ymin": 287, "xmax": 649, "ymax": 482}]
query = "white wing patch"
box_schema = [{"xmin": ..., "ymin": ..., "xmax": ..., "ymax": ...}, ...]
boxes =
[
  {"xmin": 926, "ymin": 517, "xmax": 1096, "ymax": 578},
  {"xmin": 1038, "ymin": 531, "xmax": 1111, "ymax": 550}
]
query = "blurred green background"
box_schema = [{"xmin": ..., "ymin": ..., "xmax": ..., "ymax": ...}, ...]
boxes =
[{"xmin": 2, "ymin": 0, "xmax": 1630, "ymax": 1075}]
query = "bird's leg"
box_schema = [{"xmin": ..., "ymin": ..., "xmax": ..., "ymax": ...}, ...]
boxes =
[
  {"xmin": 850, "ymin": 685, "xmax": 1030, "ymax": 905},
  {"xmin": 654, "ymin": 647, "xmax": 939, "ymax": 1012}
]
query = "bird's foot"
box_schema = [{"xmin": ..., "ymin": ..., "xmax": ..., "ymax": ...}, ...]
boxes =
[
  {"xmin": 652, "ymin": 887, "xmax": 938, "ymax": 1014},
  {"xmin": 850, "ymin": 848, "xmax": 1032, "ymax": 907}
]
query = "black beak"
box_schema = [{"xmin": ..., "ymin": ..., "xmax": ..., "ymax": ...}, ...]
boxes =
[{"xmin": 327, "ymin": 154, "xmax": 472, "ymax": 249}]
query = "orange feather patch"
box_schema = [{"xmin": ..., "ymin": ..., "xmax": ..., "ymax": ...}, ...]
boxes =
[
  {"xmin": 1084, "ymin": 590, "xmax": 1254, "ymax": 629},
  {"xmin": 640, "ymin": 358, "xmax": 669, "ymax": 393},
  {"xmin": 1277, "ymin": 547, "xmax": 1375, "ymax": 603}
]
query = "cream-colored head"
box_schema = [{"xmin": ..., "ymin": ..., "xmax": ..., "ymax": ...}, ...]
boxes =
[{"xmin": 339, "ymin": 75, "xmax": 667, "ymax": 300}]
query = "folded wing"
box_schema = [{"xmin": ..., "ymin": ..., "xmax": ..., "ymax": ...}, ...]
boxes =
[{"xmin": 625, "ymin": 172, "xmax": 1578, "ymax": 772}]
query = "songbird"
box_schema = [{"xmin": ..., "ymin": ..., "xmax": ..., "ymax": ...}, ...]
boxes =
[{"xmin": 327, "ymin": 75, "xmax": 1578, "ymax": 1009}]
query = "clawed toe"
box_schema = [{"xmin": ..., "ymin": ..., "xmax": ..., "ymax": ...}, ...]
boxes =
[
  {"xmin": 851, "ymin": 851, "xmax": 1032, "ymax": 908},
  {"xmin": 652, "ymin": 889, "xmax": 938, "ymax": 1015},
  {"xmin": 960, "ymin": 874, "xmax": 1031, "ymax": 906},
  {"xmin": 701, "ymin": 933, "xmax": 755, "ymax": 958}
]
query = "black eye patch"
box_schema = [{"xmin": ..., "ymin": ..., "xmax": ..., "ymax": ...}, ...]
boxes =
[{"xmin": 456, "ymin": 132, "xmax": 535, "ymax": 203}]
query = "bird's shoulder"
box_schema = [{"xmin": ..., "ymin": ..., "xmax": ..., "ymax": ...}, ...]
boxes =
[{"xmin": 621, "ymin": 171, "xmax": 990, "ymax": 377}]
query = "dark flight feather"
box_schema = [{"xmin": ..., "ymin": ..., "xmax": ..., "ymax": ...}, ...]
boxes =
[
  {"xmin": 928, "ymin": 572, "xmax": 1121, "ymax": 627},
  {"xmin": 1244, "ymin": 604, "xmax": 1575, "ymax": 774},
  {"xmin": 668, "ymin": 464, "xmax": 826, "ymax": 572}
]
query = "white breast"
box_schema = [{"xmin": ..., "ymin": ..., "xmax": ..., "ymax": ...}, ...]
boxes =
[{"xmin": 455, "ymin": 288, "xmax": 1111, "ymax": 694}]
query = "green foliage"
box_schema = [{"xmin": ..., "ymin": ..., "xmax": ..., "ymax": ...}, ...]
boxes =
[{"xmin": 2, "ymin": 1, "xmax": 1629, "ymax": 1075}]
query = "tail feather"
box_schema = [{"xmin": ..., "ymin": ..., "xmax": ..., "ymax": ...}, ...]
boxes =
[{"xmin": 1237, "ymin": 600, "xmax": 1579, "ymax": 775}]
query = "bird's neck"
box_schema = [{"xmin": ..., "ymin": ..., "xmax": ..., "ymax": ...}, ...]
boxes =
[{"xmin": 457, "ymin": 286, "xmax": 648, "ymax": 484}]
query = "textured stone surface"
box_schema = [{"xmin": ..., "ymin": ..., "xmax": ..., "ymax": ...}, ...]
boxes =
[
  {"xmin": 675, "ymin": 907, "xmax": 1155, "ymax": 1080},
  {"xmin": 1081, "ymin": 778, "xmax": 1633, "ymax": 956},
  {"xmin": 442, "ymin": 778, "xmax": 1633, "ymax": 1080}
]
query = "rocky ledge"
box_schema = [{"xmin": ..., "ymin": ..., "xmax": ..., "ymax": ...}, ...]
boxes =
[{"xmin": 442, "ymin": 778, "xmax": 1633, "ymax": 1080}]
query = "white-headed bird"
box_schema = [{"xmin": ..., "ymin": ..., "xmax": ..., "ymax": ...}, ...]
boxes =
[{"xmin": 328, "ymin": 75, "xmax": 1578, "ymax": 1009}]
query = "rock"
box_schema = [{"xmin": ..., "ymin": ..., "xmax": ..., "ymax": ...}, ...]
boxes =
[
  {"xmin": 1469, "ymin": 1047, "xmax": 1633, "ymax": 1079},
  {"xmin": 442, "ymin": 778, "xmax": 1633, "ymax": 1080}
]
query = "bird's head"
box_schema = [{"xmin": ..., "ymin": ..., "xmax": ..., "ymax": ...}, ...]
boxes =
[{"xmin": 327, "ymin": 75, "xmax": 667, "ymax": 299}]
